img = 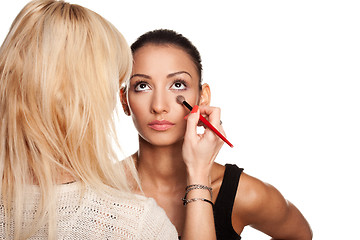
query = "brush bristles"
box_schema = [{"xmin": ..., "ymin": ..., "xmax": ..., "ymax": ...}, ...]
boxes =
[{"xmin": 176, "ymin": 95, "xmax": 185, "ymax": 104}]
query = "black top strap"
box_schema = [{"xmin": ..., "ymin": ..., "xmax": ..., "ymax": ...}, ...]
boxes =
[{"xmin": 213, "ymin": 164, "xmax": 243, "ymax": 240}]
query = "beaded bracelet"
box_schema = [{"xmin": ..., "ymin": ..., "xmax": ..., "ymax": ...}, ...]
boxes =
[
  {"xmin": 184, "ymin": 184, "xmax": 213, "ymax": 200},
  {"xmin": 182, "ymin": 197, "xmax": 214, "ymax": 207},
  {"xmin": 185, "ymin": 184, "xmax": 213, "ymax": 191}
]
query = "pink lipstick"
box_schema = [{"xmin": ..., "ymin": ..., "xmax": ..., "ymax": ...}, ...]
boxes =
[{"xmin": 148, "ymin": 120, "xmax": 175, "ymax": 131}]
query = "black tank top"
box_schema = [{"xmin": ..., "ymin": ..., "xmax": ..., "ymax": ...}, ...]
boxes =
[
  {"xmin": 213, "ymin": 164, "xmax": 243, "ymax": 240},
  {"xmin": 178, "ymin": 164, "xmax": 243, "ymax": 240}
]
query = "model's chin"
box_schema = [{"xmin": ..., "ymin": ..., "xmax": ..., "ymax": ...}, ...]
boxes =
[{"xmin": 139, "ymin": 132, "xmax": 184, "ymax": 147}]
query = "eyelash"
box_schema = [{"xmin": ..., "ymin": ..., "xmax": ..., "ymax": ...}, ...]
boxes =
[
  {"xmin": 132, "ymin": 79, "xmax": 188, "ymax": 92},
  {"xmin": 171, "ymin": 79, "xmax": 188, "ymax": 90},
  {"xmin": 133, "ymin": 80, "xmax": 150, "ymax": 92}
]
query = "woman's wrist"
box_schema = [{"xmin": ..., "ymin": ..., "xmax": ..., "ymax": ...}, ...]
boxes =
[
  {"xmin": 186, "ymin": 169, "xmax": 211, "ymax": 186},
  {"xmin": 182, "ymin": 183, "xmax": 213, "ymax": 207}
]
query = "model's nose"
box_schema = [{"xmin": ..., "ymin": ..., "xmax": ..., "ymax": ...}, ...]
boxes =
[{"xmin": 150, "ymin": 90, "xmax": 169, "ymax": 114}]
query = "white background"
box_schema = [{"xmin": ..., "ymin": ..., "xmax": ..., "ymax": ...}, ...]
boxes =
[{"xmin": 1, "ymin": 1, "xmax": 359, "ymax": 239}]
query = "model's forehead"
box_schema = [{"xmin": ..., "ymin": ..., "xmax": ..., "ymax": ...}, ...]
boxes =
[
  {"xmin": 133, "ymin": 44, "xmax": 192, "ymax": 62},
  {"xmin": 132, "ymin": 44, "xmax": 198, "ymax": 77}
]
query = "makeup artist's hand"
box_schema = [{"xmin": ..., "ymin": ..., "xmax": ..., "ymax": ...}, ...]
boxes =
[
  {"xmin": 182, "ymin": 105, "xmax": 225, "ymax": 184},
  {"xmin": 182, "ymin": 105, "xmax": 220, "ymax": 239}
]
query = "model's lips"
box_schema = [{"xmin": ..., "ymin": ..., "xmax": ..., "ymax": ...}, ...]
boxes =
[{"xmin": 148, "ymin": 120, "xmax": 175, "ymax": 131}]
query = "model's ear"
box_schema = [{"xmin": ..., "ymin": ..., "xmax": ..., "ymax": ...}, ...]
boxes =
[
  {"xmin": 199, "ymin": 83, "xmax": 211, "ymax": 106},
  {"xmin": 120, "ymin": 87, "xmax": 131, "ymax": 116}
]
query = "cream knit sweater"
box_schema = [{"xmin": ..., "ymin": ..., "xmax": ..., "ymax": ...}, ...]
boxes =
[{"xmin": 0, "ymin": 182, "xmax": 178, "ymax": 239}]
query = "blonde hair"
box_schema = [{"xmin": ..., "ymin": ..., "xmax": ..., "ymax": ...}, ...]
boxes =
[{"xmin": 0, "ymin": 0, "xmax": 136, "ymax": 238}]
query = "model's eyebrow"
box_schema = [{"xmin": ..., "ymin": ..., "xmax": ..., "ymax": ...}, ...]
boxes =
[
  {"xmin": 167, "ymin": 71, "xmax": 192, "ymax": 78},
  {"xmin": 130, "ymin": 74, "xmax": 151, "ymax": 80},
  {"xmin": 130, "ymin": 71, "xmax": 192, "ymax": 80}
]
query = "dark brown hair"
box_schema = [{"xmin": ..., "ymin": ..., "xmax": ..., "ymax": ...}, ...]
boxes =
[{"xmin": 131, "ymin": 29, "xmax": 203, "ymax": 87}]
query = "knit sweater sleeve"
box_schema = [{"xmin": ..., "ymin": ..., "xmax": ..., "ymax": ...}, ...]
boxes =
[{"xmin": 138, "ymin": 198, "xmax": 178, "ymax": 240}]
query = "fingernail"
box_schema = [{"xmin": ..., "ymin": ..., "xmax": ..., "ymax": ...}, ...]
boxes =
[{"xmin": 191, "ymin": 105, "xmax": 198, "ymax": 113}]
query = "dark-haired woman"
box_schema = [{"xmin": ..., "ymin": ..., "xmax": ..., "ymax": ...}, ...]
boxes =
[{"xmin": 120, "ymin": 29, "xmax": 312, "ymax": 240}]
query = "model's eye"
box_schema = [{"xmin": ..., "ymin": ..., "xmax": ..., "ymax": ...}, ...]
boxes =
[
  {"xmin": 134, "ymin": 81, "xmax": 151, "ymax": 92},
  {"xmin": 170, "ymin": 80, "xmax": 187, "ymax": 90}
]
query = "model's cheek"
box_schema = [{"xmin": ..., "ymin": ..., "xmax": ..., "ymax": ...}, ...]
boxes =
[
  {"xmin": 128, "ymin": 92, "xmax": 149, "ymax": 115},
  {"xmin": 128, "ymin": 97, "xmax": 148, "ymax": 131},
  {"xmin": 178, "ymin": 92, "xmax": 199, "ymax": 111}
]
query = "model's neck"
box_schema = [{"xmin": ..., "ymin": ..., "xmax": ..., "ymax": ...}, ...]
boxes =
[{"xmin": 135, "ymin": 137, "xmax": 187, "ymax": 190}]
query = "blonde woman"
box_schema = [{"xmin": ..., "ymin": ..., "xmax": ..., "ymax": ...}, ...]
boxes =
[{"xmin": 0, "ymin": 1, "xmax": 179, "ymax": 239}]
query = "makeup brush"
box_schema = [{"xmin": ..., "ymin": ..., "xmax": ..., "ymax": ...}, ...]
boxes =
[{"xmin": 176, "ymin": 95, "xmax": 233, "ymax": 148}]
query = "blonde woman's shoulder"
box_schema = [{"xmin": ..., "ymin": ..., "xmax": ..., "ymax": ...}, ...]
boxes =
[
  {"xmin": 138, "ymin": 197, "xmax": 179, "ymax": 239},
  {"xmin": 87, "ymin": 185, "xmax": 178, "ymax": 239}
]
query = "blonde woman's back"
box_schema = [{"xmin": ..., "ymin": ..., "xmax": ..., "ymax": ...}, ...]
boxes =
[
  {"xmin": 0, "ymin": 182, "xmax": 177, "ymax": 239},
  {"xmin": 0, "ymin": 0, "xmax": 177, "ymax": 239}
]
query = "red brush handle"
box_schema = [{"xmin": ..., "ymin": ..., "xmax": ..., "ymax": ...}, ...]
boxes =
[{"xmin": 199, "ymin": 115, "xmax": 234, "ymax": 148}]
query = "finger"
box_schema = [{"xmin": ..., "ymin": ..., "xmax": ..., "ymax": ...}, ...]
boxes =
[
  {"xmin": 199, "ymin": 106, "xmax": 227, "ymax": 140},
  {"xmin": 200, "ymin": 106, "xmax": 221, "ymax": 134},
  {"xmin": 199, "ymin": 106, "xmax": 221, "ymax": 127},
  {"xmin": 214, "ymin": 124, "xmax": 227, "ymax": 140}
]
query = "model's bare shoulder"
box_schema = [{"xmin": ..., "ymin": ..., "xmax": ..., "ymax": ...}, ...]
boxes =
[
  {"xmin": 233, "ymin": 172, "xmax": 285, "ymax": 221},
  {"xmin": 233, "ymin": 172, "xmax": 312, "ymax": 239}
]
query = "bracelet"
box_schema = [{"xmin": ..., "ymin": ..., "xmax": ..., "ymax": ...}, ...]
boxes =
[
  {"xmin": 184, "ymin": 184, "xmax": 213, "ymax": 200},
  {"xmin": 185, "ymin": 184, "xmax": 213, "ymax": 191},
  {"xmin": 182, "ymin": 197, "xmax": 214, "ymax": 207}
]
